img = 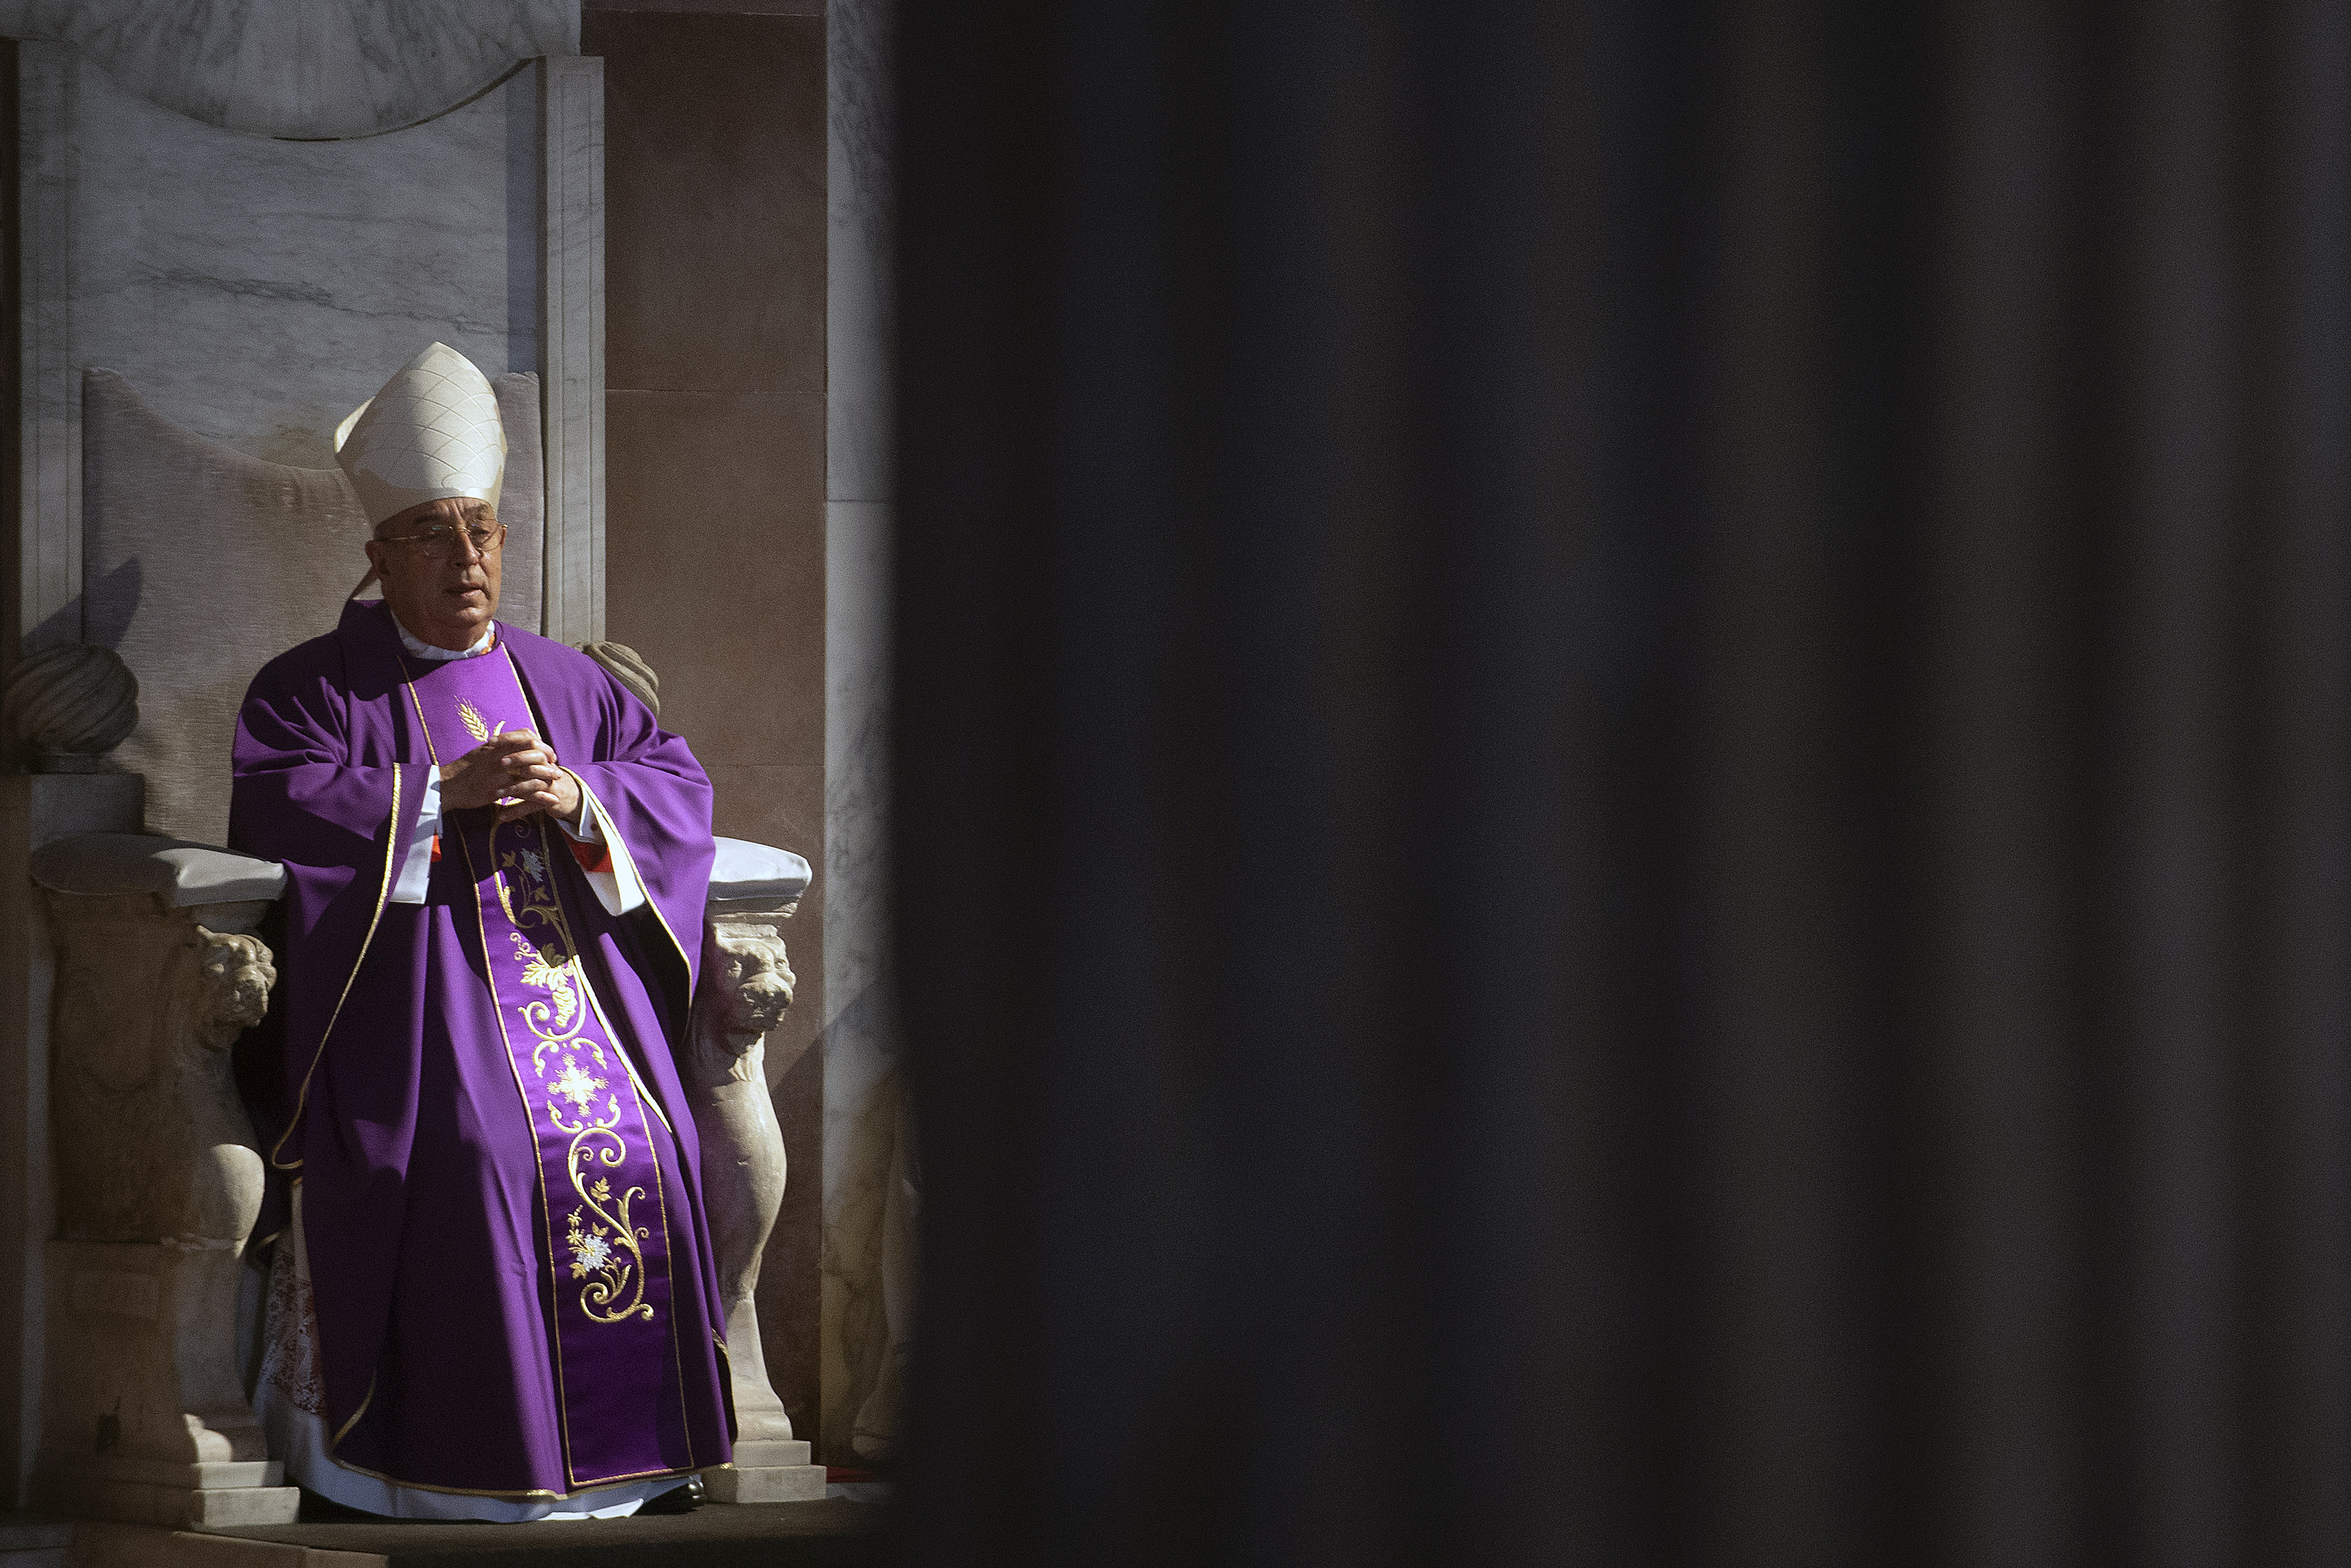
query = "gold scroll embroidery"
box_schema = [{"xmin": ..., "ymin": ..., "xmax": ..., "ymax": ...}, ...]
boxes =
[{"xmin": 500, "ymin": 830, "xmax": 652, "ymax": 1324}]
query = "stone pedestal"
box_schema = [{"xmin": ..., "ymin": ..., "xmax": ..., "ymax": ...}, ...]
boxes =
[
  {"xmin": 686, "ymin": 852, "xmax": 827, "ymax": 1505},
  {"xmin": 32, "ymin": 1241, "xmax": 289, "ymax": 1529},
  {"xmin": 2, "ymin": 775, "xmax": 149, "ymax": 1511},
  {"xmin": 24, "ymin": 844, "xmax": 294, "ymax": 1529},
  {"xmin": 0, "ymin": 1513, "xmax": 71, "ymax": 1568},
  {"xmin": 704, "ymin": 1439, "xmax": 825, "ymax": 1503}
]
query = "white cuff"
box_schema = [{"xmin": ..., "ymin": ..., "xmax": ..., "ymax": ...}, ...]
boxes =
[
  {"xmin": 558, "ymin": 788, "xmax": 602, "ymax": 844},
  {"xmin": 565, "ymin": 775, "xmax": 647, "ymax": 917},
  {"xmin": 389, "ymin": 770, "xmax": 441, "ymax": 905}
]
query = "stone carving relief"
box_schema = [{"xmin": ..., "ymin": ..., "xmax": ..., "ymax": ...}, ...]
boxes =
[
  {"xmin": 669, "ymin": 895, "xmax": 823, "ymax": 1497},
  {"xmin": 1, "ymin": 643, "xmax": 138, "ymax": 772},
  {"xmin": 35, "ymin": 883, "xmax": 296, "ymax": 1527},
  {"xmin": 47, "ymin": 894, "xmax": 273, "ymax": 1246},
  {"xmin": 684, "ymin": 905, "xmax": 804, "ymax": 1462},
  {"xmin": 583, "ymin": 641, "xmax": 662, "ymax": 717},
  {"xmin": 197, "ymin": 929, "xmax": 275, "ymax": 1046},
  {"xmin": 692, "ymin": 920, "xmax": 798, "ymax": 1086},
  {"xmin": 0, "ymin": 0, "xmax": 576, "ymax": 140}
]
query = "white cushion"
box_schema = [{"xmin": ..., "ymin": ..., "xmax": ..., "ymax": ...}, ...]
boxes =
[
  {"xmin": 708, "ymin": 836, "xmax": 811, "ymax": 902},
  {"xmin": 32, "ymin": 833, "xmax": 287, "ymax": 906}
]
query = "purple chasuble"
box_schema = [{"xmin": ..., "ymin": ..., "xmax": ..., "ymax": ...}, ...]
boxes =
[{"xmin": 230, "ymin": 601, "xmax": 733, "ymax": 1499}]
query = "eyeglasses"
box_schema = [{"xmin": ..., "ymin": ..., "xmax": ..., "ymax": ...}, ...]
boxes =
[{"xmin": 375, "ymin": 520, "xmax": 507, "ymax": 559}]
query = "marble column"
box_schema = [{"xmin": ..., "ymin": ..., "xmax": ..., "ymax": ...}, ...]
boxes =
[
  {"xmin": 820, "ymin": 0, "xmax": 908, "ymax": 1467},
  {"xmin": 540, "ymin": 51, "xmax": 606, "ymax": 646},
  {"xmin": 17, "ymin": 41, "xmax": 81, "ymax": 656}
]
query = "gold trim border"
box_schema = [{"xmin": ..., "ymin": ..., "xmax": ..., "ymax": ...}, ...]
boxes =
[
  {"xmin": 400, "ymin": 643, "xmax": 585, "ymax": 1488},
  {"xmin": 326, "ymin": 1455, "xmax": 731, "ymax": 1503},
  {"xmin": 498, "ymin": 642, "xmax": 702, "ymax": 1022},
  {"xmin": 269, "ymin": 761, "xmax": 404, "ymax": 1171},
  {"xmin": 332, "ymin": 1373, "xmax": 378, "ymax": 1446}
]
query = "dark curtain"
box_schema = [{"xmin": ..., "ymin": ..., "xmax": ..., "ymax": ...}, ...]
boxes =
[{"xmin": 891, "ymin": 1, "xmax": 2351, "ymax": 1563}]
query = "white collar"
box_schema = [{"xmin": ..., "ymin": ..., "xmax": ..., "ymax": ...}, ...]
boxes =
[{"xmin": 393, "ymin": 615, "xmax": 496, "ymax": 662}]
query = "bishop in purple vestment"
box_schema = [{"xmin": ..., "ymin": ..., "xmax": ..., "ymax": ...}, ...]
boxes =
[{"xmin": 230, "ymin": 345, "xmax": 734, "ymax": 1520}]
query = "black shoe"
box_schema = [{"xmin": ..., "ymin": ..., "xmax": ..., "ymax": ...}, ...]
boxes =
[{"xmin": 637, "ymin": 1476, "xmax": 704, "ymax": 1515}]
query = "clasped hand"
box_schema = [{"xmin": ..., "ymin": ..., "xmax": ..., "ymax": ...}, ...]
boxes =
[{"xmin": 441, "ymin": 731, "xmax": 581, "ymax": 825}]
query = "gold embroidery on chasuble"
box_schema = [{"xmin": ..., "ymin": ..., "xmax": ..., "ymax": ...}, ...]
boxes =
[
  {"xmin": 399, "ymin": 646, "xmax": 678, "ymax": 1340},
  {"xmin": 502, "ymin": 818, "xmax": 656, "ymax": 1326},
  {"xmin": 396, "ymin": 638, "xmax": 702, "ymax": 1491}
]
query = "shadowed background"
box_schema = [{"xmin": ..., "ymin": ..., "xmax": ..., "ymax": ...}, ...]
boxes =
[{"xmin": 893, "ymin": 1, "xmax": 2351, "ymax": 1564}]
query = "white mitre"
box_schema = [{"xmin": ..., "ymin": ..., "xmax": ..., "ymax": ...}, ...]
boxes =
[{"xmin": 333, "ymin": 342, "xmax": 506, "ymax": 526}]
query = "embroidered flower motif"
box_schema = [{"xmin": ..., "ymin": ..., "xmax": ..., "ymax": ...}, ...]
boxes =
[
  {"xmin": 565, "ymin": 1166, "xmax": 655, "ymax": 1324},
  {"xmin": 519, "ymin": 848, "xmax": 545, "ymax": 885},
  {"xmin": 513, "ymin": 931, "xmax": 581, "ymax": 1034},
  {"xmin": 552, "ymin": 1055, "xmax": 607, "ymax": 1114},
  {"xmin": 568, "ymin": 1219, "xmax": 614, "ymax": 1278}
]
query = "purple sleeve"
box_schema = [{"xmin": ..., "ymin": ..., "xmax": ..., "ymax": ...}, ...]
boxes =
[
  {"xmin": 229, "ymin": 643, "xmax": 432, "ymax": 1178},
  {"xmin": 230, "ymin": 646, "xmax": 430, "ymax": 949},
  {"xmin": 562, "ymin": 684, "xmax": 718, "ymax": 995}
]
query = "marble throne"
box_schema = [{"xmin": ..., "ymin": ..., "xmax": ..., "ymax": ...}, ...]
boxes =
[{"xmin": 12, "ymin": 369, "xmax": 822, "ymax": 1529}]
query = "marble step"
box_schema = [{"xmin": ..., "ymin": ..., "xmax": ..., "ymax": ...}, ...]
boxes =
[
  {"xmin": 63, "ymin": 1499, "xmax": 885, "ymax": 1568},
  {"xmin": 0, "ymin": 1513, "xmax": 72, "ymax": 1568}
]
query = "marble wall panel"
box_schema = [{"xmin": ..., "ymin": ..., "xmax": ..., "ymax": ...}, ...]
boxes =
[
  {"xmin": 586, "ymin": 1, "xmax": 819, "ymax": 14},
  {"xmin": 588, "ymin": 3, "xmax": 829, "ymax": 1454},
  {"xmin": 820, "ymin": 496, "xmax": 894, "ymax": 1462},
  {"xmin": 604, "ymin": 389, "xmax": 825, "ymax": 767},
  {"xmin": 596, "ymin": 10, "xmax": 824, "ymax": 397},
  {"xmin": 826, "ymin": 0, "xmax": 891, "ymax": 507},
  {"xmin": 18, "ymin": 43, "xmax": 82, "ymax": 655},
  {"xmin": 0, "ymin": 0, "xmax": 575, "ymax": 140},
  {"xmin": 821, "ymin": 0, "xmax": 899, "ymax": 1466},
  {"xmin": 540, "ymin": 52, "xmax": 605, "ymax": 646},
  {"xmin": 68, "ymin": 55, "xmax": 540, "ymax": 472}
]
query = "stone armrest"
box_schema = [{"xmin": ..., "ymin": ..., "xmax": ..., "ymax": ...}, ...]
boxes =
[
  {"xmin": 30, "ymin": 833, "xmax": 286, "ymax": 906},
  {"xmin": 31, "ymin": 831, "xmax": 811, "ymax": 908},
  {"xmin": 710, "ymin": 836, "xmax": 812, "ymax": 904}
]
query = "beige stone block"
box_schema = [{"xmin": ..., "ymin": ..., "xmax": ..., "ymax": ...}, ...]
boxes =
[
  {"xmin": 172, "ymin": 1489, "xmax": 297, "ymax": 1529},
  {"xmin": 51, "ymin": 1459, "xmax": 278, "ymax": 1492},
  {"xmin": 32, "ymin": 1476, "xmax": 294, "ymax": 1533},
  {"xmin": 703, "ymin": 1465, "xmax": 826, "ymax": 1504},
  {"xmin": 0, "ymin": 1521, "xmax": 72, "ymax": 1553},
  {"xmin": 30, "ymin": 1476, "xmax": 163, "ymax": 1528},
  {"xmin": 63, "ymin": 1523, "xmax": 370, "ymax": 1568},
  {"xmin": 54, "ymin": 1521, "xmax": 169, "ymax": 1568},
  {"xmin": 728, "ymin": 1439, "xmax": 810, "ymax": 1468}
]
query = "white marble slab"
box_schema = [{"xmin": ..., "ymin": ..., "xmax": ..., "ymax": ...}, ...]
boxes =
[
  {"xmin": 69, "ymin": 53, "xmax": 539, "ymax": 473},
  {"xmin": 826, "ymin": 0, "xmax": 892, "ymax": 507},
  {"xmin": 540, "ymin": 53, "xmax": 605, "ymax": 646},
  {"xmin": 18, "ymin": 43, "xmax": 81, "ymax": 651},
  {"xmin": 0, "ymin": 0, "xmax": 576, "ymax": 141}
]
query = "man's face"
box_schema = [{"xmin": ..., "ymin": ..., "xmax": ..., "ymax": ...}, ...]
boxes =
[{"xmin": 365, "ymin": 497, "xmax": 502, "ymax": 650}]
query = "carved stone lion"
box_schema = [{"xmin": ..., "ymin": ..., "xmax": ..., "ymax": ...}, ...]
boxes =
[{"xmin": 195, "ymin": 928, "xmax": 275, "ymax": 1048}]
